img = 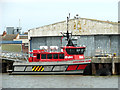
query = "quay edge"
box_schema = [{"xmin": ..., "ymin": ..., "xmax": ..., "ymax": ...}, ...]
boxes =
[{"xmin": 91, "ymin": 57, "xmax": 120, "ymax": 75}]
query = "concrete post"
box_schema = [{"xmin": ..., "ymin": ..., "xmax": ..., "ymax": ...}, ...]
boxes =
[
  {"xmin": 112, "ymin": 57, "xmax": 115, "ymax": 75},
  {"xmin": 98, "ymin": 64, "xmax": 103, "ymax": 69},
  {"xmin": 92, "ymin": 63, "xmax": 96, "ymax": 75},
  {"xmin": 6, "ymin": 63, "xmax": 9, "ymax": 73}
]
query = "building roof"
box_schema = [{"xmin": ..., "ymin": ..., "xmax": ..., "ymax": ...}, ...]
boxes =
[
  {"xmin": 0, "ymin": 41, "xmax": 22, "ymax": 44},
  {"xmin": 24, "ymin": 32, "xmax": 28, "ymax": 35},
  {"xmin": 19, "ymin": 35, "xmax": 28, "ymax": 39},
  {"xmin": 2, "ymin": 34, "xmax": 18, "ymax": 41},
  {"xmin": 29, "ymin": 17, "xmax": 118, "ymax": 31}
]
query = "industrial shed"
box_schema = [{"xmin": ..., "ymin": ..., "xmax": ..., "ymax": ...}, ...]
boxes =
[{"xmin": 28, "ymin": 18, "xmax": 120, "ymax": 57}]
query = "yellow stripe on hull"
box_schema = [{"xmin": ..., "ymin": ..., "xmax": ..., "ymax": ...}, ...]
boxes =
[
  {"xmin": 41, "ymin": 67, "xmax": 44, "ymax": 71},
  {"xmin": 35, "ymin": 66, "xmax": 39, "ymax": 71},
  {"xmin": 38, "ymin": 66, "xmax": 42, "ymax": 71},
  {"xmin": 32, "ymin": 66, "xmax": 44, "ymax": 72},
  {"xmin": 32, "ymin": 66, "xmax": 36, "ymax": 71}
]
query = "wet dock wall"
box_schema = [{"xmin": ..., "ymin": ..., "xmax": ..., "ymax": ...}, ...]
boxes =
[{"xmin": 91, "ymin": 57, "xmax": 120, "ymax": 75}]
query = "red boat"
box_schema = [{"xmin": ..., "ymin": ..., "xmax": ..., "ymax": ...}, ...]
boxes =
[{"xmin": 9, "ymin": 16, "xmax": 91, "ymax": 75}]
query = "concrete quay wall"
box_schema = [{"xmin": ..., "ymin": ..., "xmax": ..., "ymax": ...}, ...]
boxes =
[{"xmin": 91, "ymin": 57, "xmax": 120, "ymax": 75}]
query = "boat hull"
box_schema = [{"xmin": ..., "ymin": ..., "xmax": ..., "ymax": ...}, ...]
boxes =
[{"xmin": 9, "ymin": 59, "xmax": 91, "ymax": 75}]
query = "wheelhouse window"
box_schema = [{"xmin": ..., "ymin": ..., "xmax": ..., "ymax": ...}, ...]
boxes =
[
  {"xmin": 66, "ymin": 48, "xmax": 85, "ymax": 55},
  {"xmin": 37, "ymin": 54, "xmax": 40, "ymax": 59},
  {"xmin": 59, "ymin": 54, "xmax": 64, "ymax": 59},
  {"xmin": 53, "ymin": 54, "xmax": 58, "ymax": 59},
  {"xmin": 47, "ymin": 54, "xmax": 52, "ymax": 59},
  {"xmin": 41, "ymin": 54, "xmax": 46, "ymax": 59}
]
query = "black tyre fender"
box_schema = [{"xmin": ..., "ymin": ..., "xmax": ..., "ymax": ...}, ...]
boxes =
[{"xmin": 83, "ymin": 64, "xmax": 92, "ymax": 75}]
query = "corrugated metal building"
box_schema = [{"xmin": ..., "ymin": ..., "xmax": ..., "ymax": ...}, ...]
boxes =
[{"xmin": 28, "ymin": 18, "xmax": 120, "ymax": 57}]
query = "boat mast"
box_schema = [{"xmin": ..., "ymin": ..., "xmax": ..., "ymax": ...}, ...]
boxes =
[
  {"xmin": 66, "ymin": 13, "xmax": 70, "ymax": 41},
  {"xmin": 66, "ymin": 13, "xmax": 74, "ymax": 46},
  {"xmin": 61, "ymin": 13, "xmax": 74, "ymax": 46}
]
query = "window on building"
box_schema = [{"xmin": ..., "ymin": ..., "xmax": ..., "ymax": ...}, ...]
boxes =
[
  {"xmin": 25, "ymin": 43, "xmax": 28, "ymax": 46},
  {"xmin": 37, "ymin": 54, "xmax": 40, "ymax": 59},
  {"xmin": 53, "ymin": 54, "xmax": 58, "ymax": 59},
  {"xmin": 59, "ymin": 54, "xmax": 64, "ymax": 59},
  {"xmin": 47, "ymin": 54, "xmax": 52, "ymax": 59},
  {"xmin": 41, "ymin": 54, "xmax": 46, "ymax": 59}
]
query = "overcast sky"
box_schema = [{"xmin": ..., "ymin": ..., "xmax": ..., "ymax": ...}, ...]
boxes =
[{"xmin": 0, "ymin": 0, "xmax": 119, "ymax": 34}]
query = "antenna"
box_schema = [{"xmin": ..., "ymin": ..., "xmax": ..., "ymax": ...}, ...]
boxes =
[
  {"xmin": 67, "ymin": 13, "xmax": 70, "ymax": 32},
  {"xmin": 18, "ymin": 19, "xmax": 22, "ymax": 34},
  {"xmin": 69, "ymin": 13, "xmax": 70, "ymax": 19},
  {"xmin": 19, "ymin": 19, "xmax": 20, "ymax": 28}
]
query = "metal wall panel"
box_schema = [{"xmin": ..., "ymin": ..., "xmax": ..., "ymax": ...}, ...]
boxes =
[
  {"xmin": 46, "ymin": 37, "xmax": 61, "ymax": 51},
  {"xmin": 94, "ymin": 36, "xmax": 110, "ymax": 55},
  {"xmin": 110, "ymin": 36, "xmax": 119, "ymax": 56},
  {"xmin": 118, "ymin": 35, "xmax": 120, "ymax": 56},
  {"xmin": 118, "ymin": 24, "xmax": 120, "ymax": 56},
  {"xmin": 31, "ymin": 37, "xmax": 47, "ymax": 50},
  {"xmin": 77, "ymin": 36, "xmax": 94, "ymax": 57},
  {"xmin": 30, "ymin": 35, "xmax": 119, "ymax": 57},
  {"xmin": 31, "ymin": 37, "xmax": 61, "ymax": 51}
]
